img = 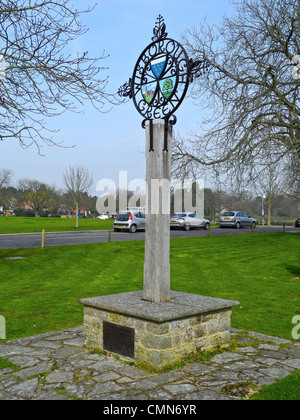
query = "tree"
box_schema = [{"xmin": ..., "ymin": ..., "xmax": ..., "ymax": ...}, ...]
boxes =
[
  {"xmin": 173, "ymin": 0, "xmax": 300, "ymax": 177},
  {"xmin": 62, "ymin": 165, "xmax": 93, "ymax": 227},
  {"xmin": 0, "ymin": 168, "xmax": 13, "ymax": 211},
  {"xmin": 0, "ymin": 0, "xmax": 112, "ymax": 152},
  {"xmin": 162, "ymin": 78, "xmax": 174, "ymax": 94},
  {"xmin": 0, "ymin": 168, "xmax": 12, "ymax": 190},
  {"xmin": 18, "ymin": 179, "xmax": 52, "ymax": 217}
]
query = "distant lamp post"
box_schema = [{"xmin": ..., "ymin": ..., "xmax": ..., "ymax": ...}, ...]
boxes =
[{"xmin": 262, "ymin": 194, "xmax": 266, "ymax": 226}]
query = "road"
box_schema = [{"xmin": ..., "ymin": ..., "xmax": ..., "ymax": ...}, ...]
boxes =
[{"xmin": 0, "ymin": 226, "xmax": 299, "ymax": 249}]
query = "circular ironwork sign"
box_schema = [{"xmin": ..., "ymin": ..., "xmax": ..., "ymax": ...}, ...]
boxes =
[{"xmin": 119, "ymin": 15, "xmax": 209, "ymax": 126}]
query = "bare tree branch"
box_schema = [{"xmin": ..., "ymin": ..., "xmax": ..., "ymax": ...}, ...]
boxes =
[
  {"xmin": 62, "ymin": 164, "xmax": 93, "ymax": 227},
  {"xmin": 173, "ymin": 0, "xmax": 300, "ymax": 179},
  {"xmin": 0, "ymin": 0, "xmax": 116, "ymax": 151}
]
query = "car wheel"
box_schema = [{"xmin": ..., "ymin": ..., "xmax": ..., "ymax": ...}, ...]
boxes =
[
  {"xmin": 113, "ymin": 228, "xmax": 119, "ymax": 232},
  {"xmin": 129, "ymin": 224, "xmax": 137, "ymax": 233},
  {"xmin": 204, "ymin": 223, "xmax": 209, "ymax": 230},
  {"xmin": 184, "ymin": 224, "xmax": 190, "ymax": 231},
  {"xmin": 236, "ymin": 222, "xmax": 241, "ymax": 229}
]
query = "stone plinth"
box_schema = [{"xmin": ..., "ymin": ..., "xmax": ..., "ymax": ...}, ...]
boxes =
[{"xmin": 79, "ymin": 291, "xmax": 240, "ymax": 369}]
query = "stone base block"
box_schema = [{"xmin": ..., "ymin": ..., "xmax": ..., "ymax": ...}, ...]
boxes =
[{"xmin": 79, "ymin": 291, "xmax": 239, "ymax": 369}]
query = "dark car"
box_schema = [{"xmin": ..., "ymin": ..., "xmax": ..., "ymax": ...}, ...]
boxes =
[{"xmin": 295, "ymin": 218, "xmax": 300, "ymax": 228}]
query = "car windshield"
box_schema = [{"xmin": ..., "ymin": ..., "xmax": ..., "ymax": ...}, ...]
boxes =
[
  {"xmin": 172, "ymin": 213, "xmax": 187, "ymax": 217},
  {"xmin": 222, "ymin": 212, "xmax": 235, "ymax": 216}
]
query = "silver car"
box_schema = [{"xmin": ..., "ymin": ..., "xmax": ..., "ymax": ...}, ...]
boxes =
[
  {"xmin": 219, "ymin": 211, "xmax": 257, "ymax": 229},
  {"xmin": 170, "ymin": 213, "xmax": 210, "ymax": 231},
  {"xmin": 113, "ymin": 209, "xmax": 146, "ymax": 233}
]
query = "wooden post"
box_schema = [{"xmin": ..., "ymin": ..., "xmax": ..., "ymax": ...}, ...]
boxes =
[
  {"xmin": 143, "ymin": 120, "xmax": 172, "ymax": 303},
  {"xmin": 41, "ymin": 229, "xmax": 45, "ymax": 249}
]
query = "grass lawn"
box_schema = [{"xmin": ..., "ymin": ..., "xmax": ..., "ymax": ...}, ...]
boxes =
[
  {"xmin": 0, "ymin": 232, "xmax": 299, "ymax": 400},
  {"xmin": 0, "ymin": 232, "xmax": 299, "ymax": 342},
  {"xmin": 248, "ymin": 371, "xmax": 300, "ymax": 400},
  {"xmin": 0, "ymin": 216, "xmax": 114, "ymax": 234}
]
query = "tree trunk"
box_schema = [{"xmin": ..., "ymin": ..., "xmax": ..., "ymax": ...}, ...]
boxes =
[
  {"xmin": 76, "ymin": 202, "xmax": 79, "ymax": 228},
  {"xmin": 267, "ymin": 197, "xmax": 271, "ymax": 226}
]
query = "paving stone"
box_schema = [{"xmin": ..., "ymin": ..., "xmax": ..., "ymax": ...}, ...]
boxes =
[
  {"xmin": 6, "ymin": 355, "xmax": 40, "ymax": 368},
  {"xmin": 280, "ymin": 358, "xmax": 300, "ymax": 370},
  {"xmin": 51, "ymin": 346, "xmax": 84, "ymax": 359},
  {"xmin": 147, "ymin": 389, "xmax": 174, "ymax": 400},
  {"xmin": 87, "ymin": 381, "xmax": 125, "ymax": 397},
  {"xmin": 0, "ymin": 326, "xmax": 299, "ymax": 400},
  {"xmin": 260, "ymin": 349, "xmax": 288, "ymax": 360},
  {"xmin": 185, "ymin": 390, "xmax": 234, "ymax": 400},
  {"xmin": 45, "ymin": 371, "xmax": 74, "ymax": 384},
  {"xmin": 258, "ymin": 344, "xmax": 280, "ymax": 351},
  {"xmin": 0, "ymin": 345, "xmax": 35, "ymax": 357},
  {"xmin": 258, "ymin": 366, "xmax": 295, "ymax": 380},
  {"xmin": 181, "ymin": 363, "xmax": 216, "ymax": 376},
  {"xmin": 33, "ymin": 390, "xmax": 71, "ymax": 400},
  {"xmin": 93, "ymin": 372, "xmax": 121, "ymax": 382},
  {"xmin": 238, "ymin": 346, "xmax": 258, "ymax": 354},
  {"xmin": 210, "ymin": 352, "xmax": 245, "ymax": 364},
  {"xmin": 162, "ymin": 382, "xmax": 198, "ymax": 396},
  {"xmin": 13, "ymin": 362, "xmax": 54, "ymax": 380},
  {"xmin": 7, "ymin": 378, "xmax": 39, "ymax": 398},
  {"xmin": 63, "ymin": 383, "xmax": 87, "ymax": 399}
]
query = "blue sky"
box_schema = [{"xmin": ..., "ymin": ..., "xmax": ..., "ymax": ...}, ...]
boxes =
[{"xmin": 0, "ymin": 0, "xmax": 234, "ymax": 194}]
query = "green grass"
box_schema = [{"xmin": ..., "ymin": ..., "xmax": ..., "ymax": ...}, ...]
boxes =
[
  {"xmin": 249, "ymin": 371, "xmax": 300, "ymax": 400},
  {"xmin": 0, "ymin": 216, "xmax": 114, "ymax": 234},
  {"xmin": 0, "ymin": 232, "xmax": 299, "ymax": 342},
  {"xmin": 0, "ymin": 232, "xmax": 299, "ymax": 400},
  {"xmin": 0, "ymin": 357, "xmax": 21, "ymax": 371}
]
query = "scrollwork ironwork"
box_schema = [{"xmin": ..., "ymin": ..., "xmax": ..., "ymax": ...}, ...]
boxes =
[{"xmin": 119, "ymin": 16, "xmax": 209, "ymax": 126}]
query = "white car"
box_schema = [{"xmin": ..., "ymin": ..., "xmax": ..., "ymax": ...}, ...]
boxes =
[
  {"xmin": 170, "ymin": 213, "xmax": 210, "ymax": 231},
  {"xmin": 97, "ymin": 214, "xmax": 109, "ymax": 219}
]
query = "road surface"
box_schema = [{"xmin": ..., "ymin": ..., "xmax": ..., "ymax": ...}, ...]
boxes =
[{"xmin": 0, "ymin": 226, "xmax": 298, "ymax": 249}]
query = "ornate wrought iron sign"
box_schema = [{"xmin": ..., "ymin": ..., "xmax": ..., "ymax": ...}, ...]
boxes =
[{"xmin": 119, "ymin": 15, "xmax": 209, "ymax": 128}]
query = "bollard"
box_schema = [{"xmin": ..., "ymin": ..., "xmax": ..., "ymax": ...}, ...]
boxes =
[
  {"xmin": 108, "ymin": 229, "xmax": 111, "ymax": 243},
  {"xmin": 0, "ymin": 315, "xmax": 5, "ymax": 340},
  {"xmin": 208, "ymin": 224, "xmax": 211, "ymax": 237},
  {"xmin": 283, "ymin": 222, "xmax": 286, "ymax": 233},
  {"xmin": 41, "ymin": 229, "xmax": 45, "ymax": 249}
]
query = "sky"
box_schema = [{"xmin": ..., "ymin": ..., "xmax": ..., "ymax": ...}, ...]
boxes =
[{"xmin": 0, "ymin": 0, "xmax": 234, "ymax": 196}]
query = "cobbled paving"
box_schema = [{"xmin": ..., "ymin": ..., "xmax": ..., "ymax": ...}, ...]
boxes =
[{"xmin": 0, "ymin": 327, "xmax": 299, "ymax": 400}]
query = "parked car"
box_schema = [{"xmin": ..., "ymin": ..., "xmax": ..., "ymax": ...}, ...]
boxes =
[
  {"xmin": 113, "ymin": 209, "xmax": 146, "ymax": 233},
  {"xmin": 97, "ymin": 214, "xmax": 109, "ymax": 219},
  {"xmin": 219, "ymin": 211, "xmax": 257, "ymax": 229},
  {"xmin": 170, "ymin": 213, "xmax": 210, "ymax": 231},
  {"xmin": 295, "ymin": 218, "xmax": 300, "ymax": 228}
]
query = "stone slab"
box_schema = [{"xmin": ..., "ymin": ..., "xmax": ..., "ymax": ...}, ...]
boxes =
[{"xmin": 79, "ymin": 290, "xmax": 240, "ymax": 323}]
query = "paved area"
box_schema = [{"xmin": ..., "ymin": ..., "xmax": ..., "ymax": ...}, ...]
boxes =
[{"xmin": 0, "ymin": 326, "xmax": 299, "ymax": 400}]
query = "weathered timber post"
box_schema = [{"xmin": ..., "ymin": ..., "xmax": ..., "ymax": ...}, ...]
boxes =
[{"xmin": 143, "ymin": 120, "xmax": 172, "ymax": 303}]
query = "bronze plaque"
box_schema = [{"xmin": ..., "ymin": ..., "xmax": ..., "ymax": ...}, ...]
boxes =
[{"xmin": 103, "ymin": 321, "xmax": 135, "ymax": 359}]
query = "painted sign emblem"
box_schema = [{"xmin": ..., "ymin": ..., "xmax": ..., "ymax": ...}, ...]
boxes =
[{"xmin": 151, "ymin": 56, "xmax": 167, "ymax": 79}]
